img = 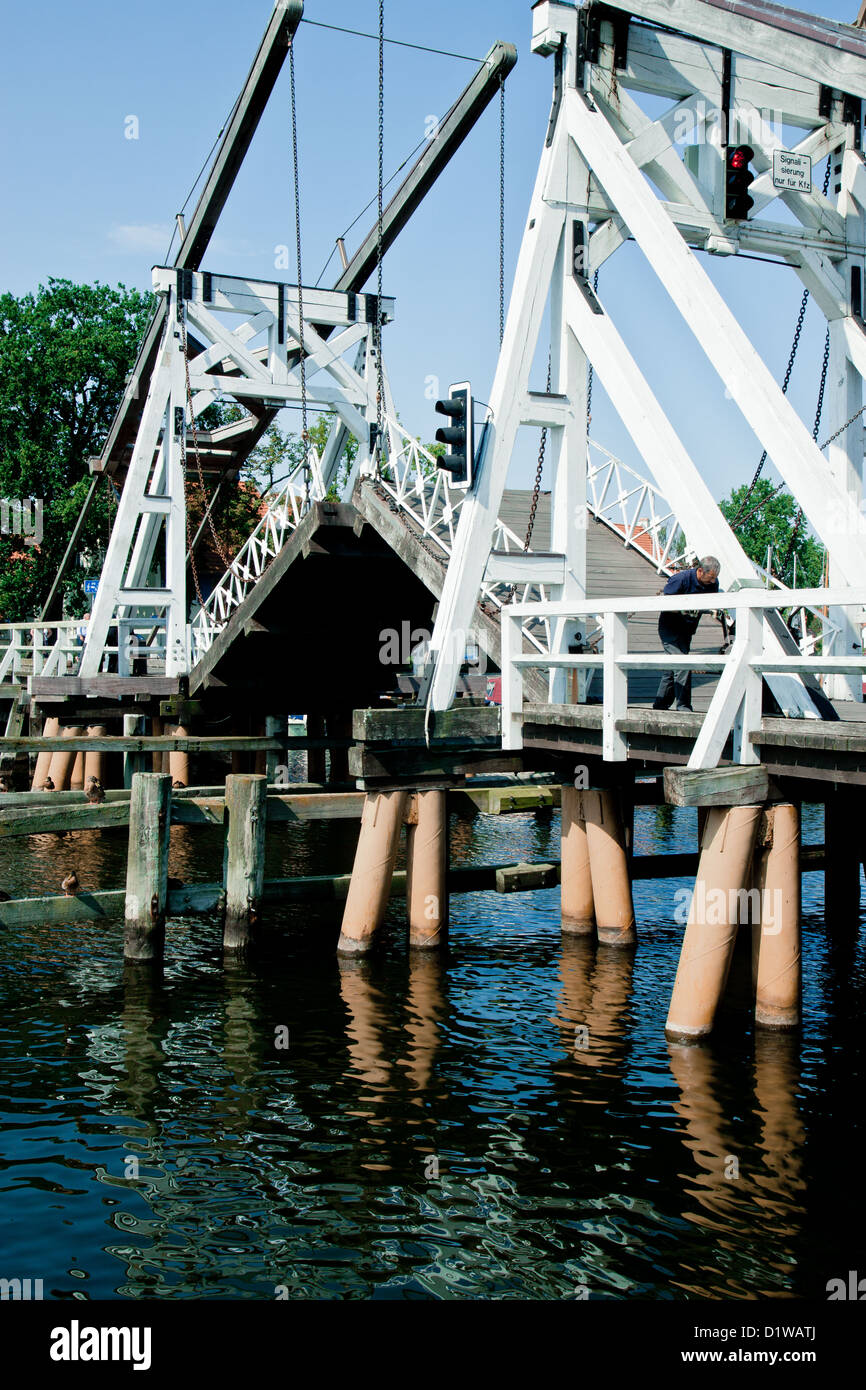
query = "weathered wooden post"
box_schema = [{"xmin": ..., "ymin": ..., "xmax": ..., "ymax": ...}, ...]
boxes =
[
  {"xmin": 124, "ymin": 772, "xmax": 172, "ymax": 962},
  {"xmin": 581, "ymin": 788, "xmax": 636, "ymax": 946},
  {"xmin": 168, "ymin": 725, "xmax": 189, "ymax": 787},
  {"xmin": 666, "ymin": 804, "xmax": 762, "ymax": 1042},
  {"xmin": 32, "ymin": 716, "xmax": 60, "ymax": 789},
  {"xmin": 265, "ymin": 715, "xmax": 282, "ymax": 783},
  {"xmin": 752, "ymin": 803, "xmax": 800, "ymax": 1030},
  {"xmin": 337, "ymin": 790, "xmax": 408, "ymax": 955},
  {"xmin": 46, "ymin": 724, "xmax": 84, "ymax": 791},
  {"xmin": 406, "ymin": 789, "xmax": 448, "ymax": 948},
  {"xmin": 223, "ymin": 773, "xmax": 267, "ymax": 951},
  {"xmin": 84, "ymin": 724, "xmax": 107, "ymax": 786},
  {"xmin": 560, "ymin": 785, "xmax": 595, "ymax": 936}
]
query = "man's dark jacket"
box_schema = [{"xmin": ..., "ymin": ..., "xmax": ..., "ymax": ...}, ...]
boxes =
[{"xmin": 658, "ymin": 566, "xmax": 719, "ymax": 646}]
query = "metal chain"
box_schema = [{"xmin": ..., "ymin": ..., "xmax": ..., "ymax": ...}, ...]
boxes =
[
  {"xmin": 733, "ymin": 400, "xmax": 866, "ymax": 532},
  {"xmin": 498, "ymin": 76, "xmax": 505, "ymax": 346},
  {"xmin": 524, "ymin": 356, "xmax": 552, "ymax": 551},
  {"xmin": 781, "ymin": 321, "xmax": 833, "ymax": 569},
  {"xmin": 289, "ymin": 36, "xmax": 310, "ymax": 507},
  {"xmin": 181, "ymin": 317, "xmax": 231, "ymax": 571},
  {"xmin": 374, "ymin": 0, "xmax": 386, "ymax": 473},
  {"xmin": 586, "ymin": 268, "xmax": 599, "ymax": 428},
  {"xmin": 731, "ymin": 156, "xmax": 834, "ymax": 531}
]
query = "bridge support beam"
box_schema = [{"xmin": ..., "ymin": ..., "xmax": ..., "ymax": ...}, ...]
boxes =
[
  {"xmin": 338, "ymin": 790, "xmax": 408, "ymax": 956},
  {"xmin": 752, "ymin": 803, "xmax": 801, "ymax": 1030},
  {"xmin": 582, "ymin": 788, "xmax": 636, "ymax": 947},
  {"xmin": 32, "ymin": 716, "xmax": 60, "ymax": 790},
  {"xmin": 406, "ymin": 790, "xmax": 448, "ymax": 949},
  {"xmin": 666, "ymin": 804, "xmax": 763, "ymax": 1043},
  {"xmin": 560, "ymin": 785, "xmax": 595, "ymax": 936}
]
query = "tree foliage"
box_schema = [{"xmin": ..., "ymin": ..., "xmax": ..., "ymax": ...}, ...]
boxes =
[
  {"xmin": 718, "ymin": 477, "xmax": 824, "ymax": 588},
  {"xmin": 0, "ymin": 279, "xmax": 154, "ymax": 618}
]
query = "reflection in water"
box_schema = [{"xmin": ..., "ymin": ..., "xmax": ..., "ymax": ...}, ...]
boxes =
[{"xmin": 0, "ymin": 800, "xmax": 858, "ymax": 1299}]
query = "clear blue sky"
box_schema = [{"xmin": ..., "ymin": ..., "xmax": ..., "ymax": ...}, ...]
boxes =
[{"xmin": 0, "ymin": 0, "xmax": 858, "ymax": 505}]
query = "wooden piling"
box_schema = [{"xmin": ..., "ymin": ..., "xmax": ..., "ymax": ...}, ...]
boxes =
[
  {"xmin": 337, "ymin": 790, "xmax": 408, "ymax": 955},
  {"xmin": 124, "ymin": 772, "xmax": 172, "ymax": 962},
  {"xmin": 151, "ymin": 716, "xmax": 164, "ymax": 773},
  {"xmin": 752, "ymin": 803, "xmax": 800, "ymax": 1030},
  {"xmin": 560, "ymin": 785, "xmax": 595, "ymax": 935},
  {"xmin": 123, "ymin": 714, "xmax": 145, "ymax": 788},
  {"xmin": 70, "ymin": 751, "xmax": 85, "ymax": 791},
  {"xmin": 32, "ymin": 716, "xmax": 60, "ymax": 789},
  {"xmin": 665, "ymin": 804, "xmax": 762, "ymax": 1043},
  {"xmin": 84, "ymin": 725, "xmax": 107, "ymax": 786},
  {"xmin": 46, "ymin": 724, "xmax": 84, "ymax": 791},
  {"xmin": 406, "ymin": 789, "xmax": 448, "ymax": 949},
  {"xmin": 223, "ymin": 774, "xmax": 267, "ymax": 952},
  {"xmin": 265, "ymin": 716, "xmax": 282, "ymax": 783},
  {"xmin": 168, "ymin": 725, "xmax": 189, "ymax": 787},
  {"xmin": 582, "ymin": 788, "xmax": 636, "ymax": 946}
]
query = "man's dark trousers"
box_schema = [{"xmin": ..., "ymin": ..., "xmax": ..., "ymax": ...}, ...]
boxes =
[{"xmin": 655, "ymin": 633, "xmax": 693, "ymax": 710}]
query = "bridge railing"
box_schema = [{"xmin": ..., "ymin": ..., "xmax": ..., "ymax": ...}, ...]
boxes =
[
  {"xmin": 500, "ymin": 588, "xmax": 866, "ymax": 771},
  {"xmin": 0, "ymin": 621, "xmax": 167, "ymax": 681}
]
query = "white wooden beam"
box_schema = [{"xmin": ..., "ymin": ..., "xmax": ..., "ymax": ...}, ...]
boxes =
[{"xmin": 567, "ymin": 87, "xmax": 866, "ymax": 589}]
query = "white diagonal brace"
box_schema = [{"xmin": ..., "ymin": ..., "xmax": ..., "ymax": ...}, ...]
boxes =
[{"xmin": 567, "ymin": 87, "xmax": 866, "ymax": 587}]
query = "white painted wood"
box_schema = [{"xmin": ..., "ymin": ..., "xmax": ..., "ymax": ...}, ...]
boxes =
[
  {"xmin": 500, "ymin": 609, "xmax": 524, "ymax": 751},
  {"xmin": 731, "ymin": 609, "xmax": 763, "ymax": 765},
  {"xmin": 567, "ymin": 88, "xmax": 866, "ymax": 591},
  {"xmin": 484, "ymin": 552, "xmax": 568, "ymax": 586},
  {"xmin": 600, "ymin": 0, "xmax": 866, "ymax": 104},
  {"xmin": 427, "ymin": 113, "xmax": 570, "ymax": 710},
  {"xmin": 602, "ymin": 612, "xmax": 628, "ymax": 761}
]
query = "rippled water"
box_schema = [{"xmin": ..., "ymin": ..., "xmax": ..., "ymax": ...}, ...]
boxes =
[{"xmin": 0, "ymin": 794, "xmax": 863, "ymax": 1300}]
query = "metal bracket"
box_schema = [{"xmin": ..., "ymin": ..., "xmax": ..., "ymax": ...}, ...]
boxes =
[
  {"xmin": 545, "ymin": 39, "xmax": 564, "ymax": 146},
  {"xmin": 584, "ymin": 3, "xmax": 630, "ymax": 71}
]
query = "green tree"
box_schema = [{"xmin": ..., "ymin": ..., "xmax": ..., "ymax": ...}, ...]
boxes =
[
  {"xmin": 0, "ymin": 278, "xmax": 154, "ymax": 618},
  {"xmin": 719, "ymin": 477, "xmax": 824, "ymax": 588}
]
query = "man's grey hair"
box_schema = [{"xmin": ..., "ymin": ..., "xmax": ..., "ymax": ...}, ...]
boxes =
[{"xmin": 698, "ymin": 555, "xmax": 721, "ymax": 575}]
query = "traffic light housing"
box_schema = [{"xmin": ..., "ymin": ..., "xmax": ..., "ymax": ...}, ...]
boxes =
[
  {"xmin": 434, "ymin": 381, "xmax": 474, "ymax": 489},
  {"xmin": 725, "ymin": 144, "xmax": 755, "ymax": 220}
]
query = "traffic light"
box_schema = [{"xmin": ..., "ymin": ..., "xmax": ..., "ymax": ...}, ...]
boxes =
[
  {"xmin": 434, "ymin": 381, "xmax": 474, "ymax": 489},
  {"xmin": 725, "ymin": 144, "xmax": 755, "ymax": 220}
]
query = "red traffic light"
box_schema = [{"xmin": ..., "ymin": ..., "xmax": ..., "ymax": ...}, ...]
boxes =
[{"xmin": 728, "ymin": 145, "xmax": 754, "ymax": 169}]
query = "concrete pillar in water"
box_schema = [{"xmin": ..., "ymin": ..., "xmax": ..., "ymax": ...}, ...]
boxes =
[
  {"xmin": 560, "ymin": 785, "xmax": 595, "ymax": 936},
  {"xmin": 406, "ymin": 789, "xmax": 448, "ymax": 949},
  {"xmin": 84, "ymin": 725, "xmax": 106, "ymax": 786},
  {"xmin": 46, "ymin": 725, "xmax": 84, "ymax": 791},
  {"xmin": 752, "ymin": 803, "xmax": 800, "ymax": 1030},
  {"xmin": 124, "ymin": 772, "xmax": 172, "ymax": 962},
  {"xmin": 582, "ymin": 788, "xmax": 636, "ymax": 946},
  {"xmin": 223, "ymin": 774, "xmax": 267, "ymax": 952},
  {"xmin": 169, "ymin": 725, "xmax": 189, "ymax": 787},
  {"xmin": 337, "ymin": 790, "xmax": 407, "ymax": 955},
  {"xmin": 32, "ymin": 716, "xmax": 60, "ymax": 789},
  {"xmin": 666, "ymin": 804, "xmax": 762, "ymax": 1043}
]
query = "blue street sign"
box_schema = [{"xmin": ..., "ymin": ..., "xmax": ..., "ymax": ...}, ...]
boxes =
[{"xmin": 83, "ymin": 578, "xmax": 99, "ymax": 596}]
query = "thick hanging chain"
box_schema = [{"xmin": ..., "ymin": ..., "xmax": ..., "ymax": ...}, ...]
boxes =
[
  {"xmin": 524, "ymin": 356, "xmax": 552, "ymax": 551},
  {"xmin": 374, "ymin": 0, "xmax": 386, "ymax": 473},
  {"xmin": 732, "ymin": 156, "xmax": 834, "ymax": 531},
  {"xmin": 498, "ymin": 76, "xmax": 505, "ymax": 347},
  {"xmin": 289, "ymin": 36, "xmax": 310, "ymax": 506},
  {"xmin": 586, "ymin": 268, "xmax": 599, "ymax": 428}
]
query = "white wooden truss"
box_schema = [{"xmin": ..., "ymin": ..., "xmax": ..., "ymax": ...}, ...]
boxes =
[
  {"xmin": 80, "ymin": 268, "xmax": 393, "ymax": 677},
  {"xmin": 426, "ymin": 0, "xmax": 866, "ymax": 719}
]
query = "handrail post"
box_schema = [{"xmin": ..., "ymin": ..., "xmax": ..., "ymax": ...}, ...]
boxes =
[
  {"xmin": 602, "ymin": 612, "xmax": 628, "ymax": 761},
  {"xmin": 733, "ymin": 606, "xmax": 763, "ymax": 765},
  {"xmin": 501, "ymin": 609, "xmax": 523, "ymax": 750}
]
